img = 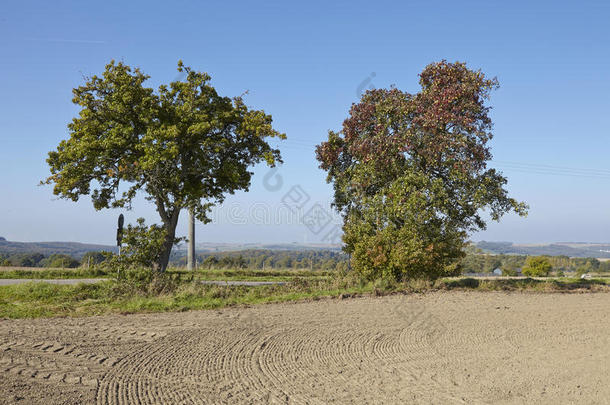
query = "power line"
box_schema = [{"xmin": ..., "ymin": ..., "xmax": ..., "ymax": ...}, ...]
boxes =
[{"xmin": 272, "ymin": 140, "xmax": 610, "ymax": 180}]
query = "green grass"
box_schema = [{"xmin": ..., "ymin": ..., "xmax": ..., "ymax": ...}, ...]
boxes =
[
  {"xmin": 169, "ymin": 268, "xmax": 333, "ymax": 282},
  {"xmin": 1, "ymin": 273, "xmax": 608, "ymax": 319},
  {"xmin": 0, "ymin": 266, "xmax": 331, "ymax": 281},
  {"xmin": 0, "ymin": 277, "xmax": 367, "ymax": 318},
  {"xmin": 0, "ymin": 267, "xmax": 112, "ymax": 279}
]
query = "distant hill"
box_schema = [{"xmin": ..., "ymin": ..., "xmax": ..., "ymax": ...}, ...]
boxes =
[
  {"xmin": 0, "ymin": 239, "xmax": 338, "ymax": 259},
  {"xmin": 475, "ymin": 241, "xmax": 610, "ymax": 258},
  {"xmin": 0, "ymin": 239, "xmax": 118, "ymax": 258},
  {"xmin": 4, "ymin": 238, "xmax": 609, "ymax": 260}
]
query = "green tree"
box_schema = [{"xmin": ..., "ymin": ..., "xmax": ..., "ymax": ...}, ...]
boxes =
[
  {"xmin": 316, "ymin": 61, "xmax": 527, "ymax": 281},
  {"xmin": 202, "ymin": 255, "xmax": 218, "ymax": 269},
  {"xmin": 575, "ymin": 265, "xmax": 589, "ymax": 278},
  {"xmin": 43, "ymin": 61, "xmax": 284, "ymax": 272},
  {"xmin": 9, "ymin": 253, "xmax": 45, "ymax": 267},
  {"xmin": 81, "ymin": 251, "xmax": 112, "ymax": 266},
  {"xmin": 41, "ymin": 254, "xmax": 80, "ymax": 268},
  {"xmin": 501, "ymin": 262, "xmax": 520, "ymax": 277},
  {"xmin": 521, "ymin": 256, "xmax": 552, "ymax": 277}
]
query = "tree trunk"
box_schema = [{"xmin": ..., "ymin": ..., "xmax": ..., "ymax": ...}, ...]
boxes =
[{"xmin": 157, "ymin": 209, "xmax": 180, "ymax": 272}]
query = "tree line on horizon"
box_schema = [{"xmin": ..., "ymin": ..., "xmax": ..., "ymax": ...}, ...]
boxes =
[
  {"xmin": 0, "ymin": 251, "xmax": 107, "ymax": 268},
  {"xmin": 3, "ymin": 248, "xmax": 609, "ymax": 276}
]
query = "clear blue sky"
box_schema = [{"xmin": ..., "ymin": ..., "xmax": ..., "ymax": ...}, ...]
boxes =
[{"xmin": 1, "ymin": 0, "xmax": 609, "ymax": 245}]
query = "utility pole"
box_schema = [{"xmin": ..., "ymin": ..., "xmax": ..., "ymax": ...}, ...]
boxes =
[
  {"xmin": 187, "ymin": 209, "xmax": 195, "ymax": 271},
  {"xmin": 117, "ymin": 214, "xmax": 124, "ymax": 256},
  {"xmin": 117, "ymin": 214, "xmax": 124, "ymax": 277}
]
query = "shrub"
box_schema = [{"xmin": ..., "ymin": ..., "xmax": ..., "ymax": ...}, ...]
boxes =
[
  {"xmin": 501, "ymin": 267, "xmax": 519, "ymax": 276},
  {"xmin": 521, "ymin": 256, "xmax": 552, "ymax": 277},
  {"xmin": 40, "ymin": 254, "xmax": 80, "ymax": 268},
  {"xmin": 112, "ymin": 268, "xmax": 181, "ymax": 296},
  {"xmin": 110, "ymin": 218, "xmax": 184, "ymax": 271},
  {"xmin": 7, "ymin": 253, "xmax": 45, "ymax": 267},
  {"xmin": 81, "ymin": 251, "xmax": 112, "ymax": 266}
]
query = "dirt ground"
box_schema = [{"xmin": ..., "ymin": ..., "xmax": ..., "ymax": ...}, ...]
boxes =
[{"xmin": 1, "ymin": 292, "xmax": 608, "ymax": 404}]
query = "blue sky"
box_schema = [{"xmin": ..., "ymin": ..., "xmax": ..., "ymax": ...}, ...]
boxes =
[{"xmin": 1, "ymin": 0, "xmax": 609, "ymax": 245}]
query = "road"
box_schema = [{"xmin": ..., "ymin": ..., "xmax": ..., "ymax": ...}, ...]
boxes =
[{"xmin": 0, "ymin": 278, "xmax": 106, "ymax": 286}]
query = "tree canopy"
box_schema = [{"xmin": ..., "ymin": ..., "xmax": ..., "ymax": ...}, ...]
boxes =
[
  {"xmin": 521, "ymin": 256, "xmax": 552, "ymax": 277},
  {"xmin": 316, "ymin": 61, "xmax": 527, "ymax": 281},
  {"xmin": 44, "ymin": 60, "xmax": 285, "ymax": 271}
]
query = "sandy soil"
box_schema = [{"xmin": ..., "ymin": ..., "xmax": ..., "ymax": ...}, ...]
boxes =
[{"xmin": 1, "ymin": 291, "xmax": 608, "ymax": 404}]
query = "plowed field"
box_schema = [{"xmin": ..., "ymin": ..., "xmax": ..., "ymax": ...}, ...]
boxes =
[{"xmin": 1, "ymin": 292, "xmax": 608, "ymax": 404}]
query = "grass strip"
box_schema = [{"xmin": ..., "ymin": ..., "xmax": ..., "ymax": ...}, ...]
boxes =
[{"xmin": 1, "ymin": 276, "xmax": 608, "ymax": 319}]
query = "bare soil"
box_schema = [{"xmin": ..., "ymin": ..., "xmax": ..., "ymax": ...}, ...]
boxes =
[{"xmin": 1, "ymin": 291, "xmax": 608, "ymax": 404}]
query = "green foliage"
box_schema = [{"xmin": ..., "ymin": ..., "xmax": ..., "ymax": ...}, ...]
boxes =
[
  {"xmin": 81, "ymin": 251, "xmax": 111, "ymax": 266},
  {"xmin": 599, "ymin": 261, "xmax": 610, "ymax": 272},
  {"xmin": 3, "ymin": 274, "xmax": 608, "ymax": 319},
  {"xmin": 43, "ymin": 60, "xmax": 284, "ymax": 271},
  {"xmin": 109, "ymin": 218, "xmax": 184, "ymax": 271},
  {"xmin": 435, "ymin": 277, "xmax": 610, "ymax": 292},
  {"xmin": 5, "ymin": 253, "xmax": 45, "ymax": 267},
  {"xmin": 202, "ymin": 255, "xmax": 219, "ymax": 269},
  {"xmin": 343, "ymin": 193, "xmax": 466, "ymax": 280},
  {"xmin": 113, "ymin": 268, "xmax": 181, "ymax": 296},
  {"xmin": 521, "ymin": 256, "xmax": 552, "ymax": 277},
  {"xmin": 0, "ymin": 268, "xmax": 111, "ymax": 279},
  {"xmin": 501, "ymin": 264, "xmax": 519, "ymax": 277},
  {"xmin": 40, "ymin": 254, "xmax": 80, "ymax": 268},
  {"xmin": 0, "ymin": 239, "xmax": 116, "ymax": 257},
  {"xmin": 176, "ymin": 249, "xmax": 348, "ymax": 271},
  {"xmin": 575, "ymin": 266, "xmax": 589, "ymax": 277},
  {"xmin": 316, "ymin": 61, "xmax": 527, "ymax": 281},
  {"xmin": 460, "ymin": 253, "xmax": 609, "ymax": 276}
]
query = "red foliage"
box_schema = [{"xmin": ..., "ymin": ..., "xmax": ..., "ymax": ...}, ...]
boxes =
[{"xmin": 317, "ymin": 61, "xmax": 498, "ymax": 176}]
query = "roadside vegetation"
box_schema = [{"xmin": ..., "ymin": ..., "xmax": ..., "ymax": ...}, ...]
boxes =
[
  {"xmin": 2, "ymin": 270, "xmax": 608, "ymax": 319},
  {"xmin": 0, "ymin": 266, "xmax": 332, "ymax": 281},
  {"xmin": 0, "ymin": 267, "xmax": 111, "ymax": 279}
]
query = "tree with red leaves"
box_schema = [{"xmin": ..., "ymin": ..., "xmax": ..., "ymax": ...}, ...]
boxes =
[{"xmin": 316, "ymin": 61, "xmax": 527, "ymax": 281}]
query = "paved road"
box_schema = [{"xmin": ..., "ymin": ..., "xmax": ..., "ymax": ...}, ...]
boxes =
[{"xmin": 0, "ymin": 278, "xmax": 286, "ymax": 286}]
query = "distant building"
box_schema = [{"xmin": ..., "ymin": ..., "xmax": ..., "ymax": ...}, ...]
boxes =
[{"xmin": 463, "ymin": 268, "xmax": 522, "ymax": 277}]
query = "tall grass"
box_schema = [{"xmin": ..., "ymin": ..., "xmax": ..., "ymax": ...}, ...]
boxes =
[
  {"xmin": 1, "ymin": 271, "xmax": 608, "ymax": 319},
  {"xmin": 0, "ymin": 267, "xmax": 112, "ymax": 279}
]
